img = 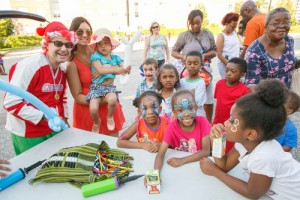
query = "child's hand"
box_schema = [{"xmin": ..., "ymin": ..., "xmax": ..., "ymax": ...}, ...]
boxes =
[
  {"xmin": 102, "ymin": 64, "xmax": 111, "ymax": 68},
  {"xmin": 92, "ymin": 71, "xmax": 101, "ymax": 79},
  {"xmin": 167, "ymin": 157, "xmax": 184, "ymax": 168},
  {"xmin": 117, "ymin": 67, "xmax": 130, "ymax": 75},
  {"xmin": 199, "ymin": 157, "xmax": 219, "ymax": 176},
  {"xmin": 209, "ymin": 123, "xmax": 225, "ymax": 140},
  {"xmin": 144, "ymin": 176, "xmax": 147, "ymax": 187},
  {"xmin": 125, "ymin": 66, "xmax": 131, "ymax": 74},
  {"xmin": 142, "ymin": 142, "xmax": 157, "ymax": 153},
  {"xmin": 0, "ymin": 159, "xmax": 11, "ymax": 178},
  {"xmin": 149, "ymin": 141, "xmax": 160, "ymax": 152}
]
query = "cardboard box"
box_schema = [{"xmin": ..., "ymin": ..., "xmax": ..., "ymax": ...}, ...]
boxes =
[
  {"xmin": 212, "ymin": 134, "xmax": 226, "ymax": 158},
  {"xmin": 146, "ymin": 169, "xmax": 160, "ymax": 194}
]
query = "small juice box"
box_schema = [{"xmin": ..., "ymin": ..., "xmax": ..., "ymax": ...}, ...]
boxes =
[
  {"xmin": 146, "ymin": 169, "xmax": 160, "ymax": 194},
  {"xmin": 212, "ymin": 134, "xmax": 226, "ymax": 158}
]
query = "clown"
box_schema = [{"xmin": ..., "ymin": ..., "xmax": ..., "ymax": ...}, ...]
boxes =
[{"xmin": 3, "ymin": 21, "xmax": 77, "ymax": 155}]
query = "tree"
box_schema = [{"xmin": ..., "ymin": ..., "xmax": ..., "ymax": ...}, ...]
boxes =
[
  {"xmin": 234, "ymin": 0, "xmax": 244, "ymax": 14},
  {"xmin": 0, "ymin": 19, "xmax": 14, "ymax": 37},
  {"xmin": 235, "ymin": 0, "xmax": 270, "ymax": 14},
  {"xmin": 195, "ymin": 3, "xmax": 209, "ymax": 28},
  {"xmin": 255, "ymin": 0, "xmax": 269, "ymax": 13},
  {"xmin": 276, "ymin": 0, "xmax": 296, "ymax": 25}
]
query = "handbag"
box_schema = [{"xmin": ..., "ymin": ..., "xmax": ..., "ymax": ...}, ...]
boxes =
[{"xmin": 291, "ymin": 68, "xmax": 300, "ymax": 96}]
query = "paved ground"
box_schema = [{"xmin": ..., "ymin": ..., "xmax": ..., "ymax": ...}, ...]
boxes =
[{"xmin": 1, "ymin": 38, "xmax": 300, "ymax": 162}]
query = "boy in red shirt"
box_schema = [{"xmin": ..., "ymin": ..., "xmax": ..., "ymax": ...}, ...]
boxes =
[{"xmin": 213, "ymin": 57, "xmax": 250, "ymax": 153}]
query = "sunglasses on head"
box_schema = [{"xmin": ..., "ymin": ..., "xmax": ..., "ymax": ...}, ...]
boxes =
[
  {"xmin": 152, "ymin": 26, "xmax": 159, "ymax": 29},
  {"xmin": 51, "ymin": 41, "xmax": 73, "ymax": 48},
  {"xmin": 76, "ymin": 29, "xmax": 92, "ymax": 37}
]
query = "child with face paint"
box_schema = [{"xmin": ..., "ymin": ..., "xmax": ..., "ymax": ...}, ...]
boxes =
[
  {"xmin": 179, "ymin": 51, "xmax": 206, "ymax": 117},
  {"xmin": 117, "ymin": 91, "xmax": 168, "ymax": 153},
  {"xmin": 153, "ymin": 89, "xmax": 211, "ymax": 178},
  {"xmin": 156, "ymin": 63, "xmax": 180, "ymax": 121},
  {"xmin": 135, "ymin": 58, "xmax": 158, "ymax": 100},
  {"xmin": 200, "ymin": 79, "xmax": 300, "ymax": 200}
]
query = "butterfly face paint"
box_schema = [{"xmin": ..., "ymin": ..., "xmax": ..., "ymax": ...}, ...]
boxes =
[
  {"xmin": 174, "ymin": 98, "xmax": 196, "ymax": 120},
  {"xmin": 141, "ymin": 101, "xmax": 159, "ymax": 118}
]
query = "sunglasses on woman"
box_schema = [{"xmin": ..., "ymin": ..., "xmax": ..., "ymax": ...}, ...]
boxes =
[
  {"xmin": 152, "ymin": 26, "xmax": 159, "ymax": 29},
  {"xmin": 76, "ymin": 29, "xmax": 92, "ymax": 37},
  {"xmin": 51, "ymin": 41, "xmax": 74, "ymax": 48}
]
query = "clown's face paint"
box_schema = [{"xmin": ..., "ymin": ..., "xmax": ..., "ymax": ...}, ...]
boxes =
[{"xmin": 143, "ymin": 64, "xmax": 157, "ymax": 79}]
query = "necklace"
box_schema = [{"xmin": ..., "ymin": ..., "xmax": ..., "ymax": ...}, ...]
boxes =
[{"xmin": 44, "ymin": 55, "xmax": 62, "ymax": 100}]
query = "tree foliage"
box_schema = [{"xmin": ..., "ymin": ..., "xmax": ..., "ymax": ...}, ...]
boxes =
[
  {"xmin": 235, "ymin": 0, "xmax": 272, "ymax": 14},
  {"xmin": 255, "ymin": 0, "xmax": 269, "ymax": 13},
  {"xmin": 276, "ymin": 0, "xmax": 296, "ymax": 25},
  {"xmin": 0, "ymin": 19, "xmax": 14, "ymax": 37},
  {"xmin": 195, "ymin": 3, "xmax": 209, "ymax": 28},
  {"xmin": 234, "ymin": 0, "xmax": 244, "ymax": 14}
]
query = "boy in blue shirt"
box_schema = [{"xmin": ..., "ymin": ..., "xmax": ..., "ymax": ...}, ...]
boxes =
[{"xmin": 276, "ymin": 91, "xmax": 300, "ymax": 152}]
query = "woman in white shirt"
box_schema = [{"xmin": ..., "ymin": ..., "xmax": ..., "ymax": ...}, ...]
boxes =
[{"xmin": 216, "ymin": 12, "xmax": 240, "ymax": 79}]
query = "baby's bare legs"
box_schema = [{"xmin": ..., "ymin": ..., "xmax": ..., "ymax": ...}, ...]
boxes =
[
  {"xmin": 89, "ymin": 98, "xmax": 101, "ymax": 132},
  {"xmin": 105, "ymin": 92, "xmax": 117, "ymax": 130}
]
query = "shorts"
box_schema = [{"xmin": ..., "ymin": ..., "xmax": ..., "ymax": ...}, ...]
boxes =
[
  {"xmin": 157, "ymin": 59, "xmax": 165, "ymax": 69},
  {"xmin": 204, "ymin": 64, "xmax": 214, "ymax": 104},
  {"xmin": 86, "ymin": 84, "xmax": 117, "ymax": 101},
  {"xmin": 11, "ymin": 131, "xmax": 59, "ymax": 155},
  {"xmin": 205, "ymin": 82, "xmax": 214, "ymax": 104}
]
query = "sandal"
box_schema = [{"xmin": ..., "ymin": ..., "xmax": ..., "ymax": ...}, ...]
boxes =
[
  {"xmin": 92, "ymin": 123, "xmax": 100, "ymax": 133},
  {"xmin": 107, "ymin": 118, "xmax": 115, "ymax": 131},
  {"xmin": 92, "ymin": 119, "xmax": 101, "ymax": 133}
]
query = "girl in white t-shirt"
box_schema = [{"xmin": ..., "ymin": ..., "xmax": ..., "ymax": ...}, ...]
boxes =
[{"xmin": 200, "ymin": 79, "xmax": 300, "ymax": 200}]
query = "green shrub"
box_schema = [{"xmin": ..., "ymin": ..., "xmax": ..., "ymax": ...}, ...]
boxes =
[
  {"xmin": 290, "ymin": 25, "xmax": 300, "ymax": 33},
  {"xmin": 3, "ymin": 35, "xmax": 43, "ymax": 48}
]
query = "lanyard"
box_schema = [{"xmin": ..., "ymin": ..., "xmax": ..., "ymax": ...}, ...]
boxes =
[{"xmin": 44, "ymin": 55, "xmax": 62, "ymax": 100}]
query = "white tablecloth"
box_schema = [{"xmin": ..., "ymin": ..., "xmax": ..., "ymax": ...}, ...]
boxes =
[{"xmin": 0, "ymin": 128, "xmax": 271, "ymax": 200}]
